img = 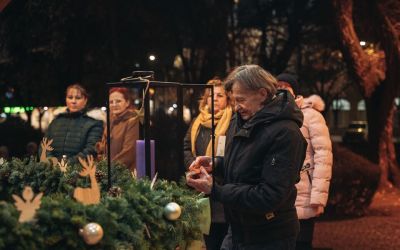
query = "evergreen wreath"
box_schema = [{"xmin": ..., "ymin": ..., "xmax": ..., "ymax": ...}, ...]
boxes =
[{"xmin": 0, "ymin": 158, "xmax": 203, "ymax": 249}]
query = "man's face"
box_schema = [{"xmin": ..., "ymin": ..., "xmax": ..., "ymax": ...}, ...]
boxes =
[{"xmin": 231, "ymin": 82, "xmax": 268, "ymax": 121}]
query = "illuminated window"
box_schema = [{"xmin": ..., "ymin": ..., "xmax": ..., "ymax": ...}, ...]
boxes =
[
  {"xmin": 331, "ymin": 99, "xmax": 350, "ymax": 111},
  {"xmin": 395, "ymin": 97, "xmax": 400, "ymax": 106},
  {"xmin": 357, "ymin": 100, "xmax": 366, "ymax": 111}
]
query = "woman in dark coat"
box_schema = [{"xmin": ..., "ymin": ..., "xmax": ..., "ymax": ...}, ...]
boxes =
[
  {"xmin": 43, "ymin": 84, "xmax": 103, "ymax": 164},
  {"xmin": 184, "ymin": 79, "xmax": 233, "ymax": 250}
]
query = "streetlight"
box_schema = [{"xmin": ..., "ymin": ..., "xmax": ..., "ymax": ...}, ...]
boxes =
[{"xmin": 149, "ymin": 55, "xmax": 156, "ymax": 61}]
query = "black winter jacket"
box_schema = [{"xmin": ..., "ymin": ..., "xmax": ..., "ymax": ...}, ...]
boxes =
[
  {"xmin": 44, "ymin": 109, "xmax": 103, "ymax": 163},
  {"xmin": 211, "ymin": 90, "xmax": 307, "ymax": 244},
  {"xmin": 183, "ymin": 123, "xmax": 212, "ymax": 169}
]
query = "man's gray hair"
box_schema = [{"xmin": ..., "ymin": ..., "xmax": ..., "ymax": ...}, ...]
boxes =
[{"xmin": 224, "ymin": 65, "xmax": 277, "ymax": 99}]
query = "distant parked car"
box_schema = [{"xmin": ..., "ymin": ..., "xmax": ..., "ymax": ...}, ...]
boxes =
[{"xmin": 343, "ymin": 121, "xmax": 368, "ymax": 143}]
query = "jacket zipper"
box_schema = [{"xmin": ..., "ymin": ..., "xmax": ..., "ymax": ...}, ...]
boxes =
[{"xmin": 306, "ymin": 170, "xmax": 312, "ymax": 184}]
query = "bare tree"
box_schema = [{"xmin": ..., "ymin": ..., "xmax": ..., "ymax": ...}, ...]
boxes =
[
  {"xmin": 297, "ymin": 44, "xmax": 353, "ymax": 116},
  {"xmin": 332, "ymin": 0, "xmax": 400, "ymax": 188},
  {"xmin": 227, "ymin": 0, "xmax": 309, "ymax": 74}
]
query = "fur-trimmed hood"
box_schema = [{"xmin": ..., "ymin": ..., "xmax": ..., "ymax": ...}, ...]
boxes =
[
  {"xmin": 302, "ymin": 95, "xmax": 325, "ymax": 112},
  {"xmin": 54, "ymin": 107, "xmax": 105, "ymax": 122},
  {"xmin": 295, "ymin": 95, "xmax": 325, "ymax": 112}
]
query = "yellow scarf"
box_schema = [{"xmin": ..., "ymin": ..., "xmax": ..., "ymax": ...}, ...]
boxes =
[{"xmin": 190, "ymin": 105, "xmax": 232, "ymax": 156}]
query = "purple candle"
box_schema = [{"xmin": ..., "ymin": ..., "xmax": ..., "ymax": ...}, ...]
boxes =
[{"xmin": 136, "ymin": 140, "xmax": 155, "ymax": 178}]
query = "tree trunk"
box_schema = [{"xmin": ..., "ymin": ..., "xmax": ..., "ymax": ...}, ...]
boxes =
[
  {"xmin": 199, "ymin": 0, "xmax": 231, "ymax": 83},
  {"xmin": 331, "ymin": 0, "xmax": 382, "ymax": 96},
  {"xmin": 376, "ymin": 106, "xmax": 400, "ymax": 188},
  {"xmin": 374, "ymin": 0, "xmax": 400, "ymax": 188},
  {"xmin": 274, "ymin": 0, "xmax": 307, "ymax": 74},
  {"xmin": 0, "ymin": 0, "xmax": 12, "ymax": 12},
  {"xmin": 227, "ymin": 3, "xmax": 237, "ymax": 69},
  {"xmin": 332, "ymin": 0, "xmax": 400, "ymax": 187},
  {"xmin": 258, "ymin": 24, "xmax": 268, "ymax": 68}
]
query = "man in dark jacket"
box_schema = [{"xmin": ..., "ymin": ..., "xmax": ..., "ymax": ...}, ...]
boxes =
[{"xmin": 187, "ymin": 65, "xmax": 307, "ymax": 250}]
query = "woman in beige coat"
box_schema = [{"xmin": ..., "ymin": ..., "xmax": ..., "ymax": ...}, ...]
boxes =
[
  {"xmin": 98, "ymin": 87, "xmax": 139, "ymax": 172},
  {"xmin": 277, "ymin": 74, "xmax": 333, "ymax": 250}
]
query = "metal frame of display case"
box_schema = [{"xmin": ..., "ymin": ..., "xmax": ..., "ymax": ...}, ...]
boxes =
[{"xmin": 105, "ymin": 80, "xmax": 214, "ymax": 188}]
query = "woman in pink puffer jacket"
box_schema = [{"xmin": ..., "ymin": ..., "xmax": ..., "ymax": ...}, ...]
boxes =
[
  {"xmin": 295, "ymin": 95, "xmax": 332, "ymax": 218},
  {"xmin": 277, "ymin": 74, "xmax": 333, "ymax": 250}
]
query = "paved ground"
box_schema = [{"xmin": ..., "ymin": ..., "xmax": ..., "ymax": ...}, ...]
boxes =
[{"xmin": 313, "ymin": 188, "xmax": 400, "ymax": 250}]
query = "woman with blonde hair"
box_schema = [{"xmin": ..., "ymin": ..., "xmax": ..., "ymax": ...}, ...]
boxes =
[{"xmin": 184, "ymin": 78, "xmax": 233, "ymax": 250}]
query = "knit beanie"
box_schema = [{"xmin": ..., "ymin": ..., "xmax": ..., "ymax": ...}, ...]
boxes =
[{"xmin": 276, "ymin": 73, "xmax": 299, "ymax": 95}]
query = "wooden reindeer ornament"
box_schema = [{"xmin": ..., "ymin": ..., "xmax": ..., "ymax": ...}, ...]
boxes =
[
  {"xmin": 40, "ymin": 137, "xmax": 58, "ymax": 165},
  {"xmin": 12, "ymin": 186, "xmax": 43, "ymax": 223},
  {"xmin": 57, "ymin": 158, "xmax": 68, "ymax": 173},
  {"xmin": 73, "ymin": 155, "xmax": 100, "ymax": 205}
]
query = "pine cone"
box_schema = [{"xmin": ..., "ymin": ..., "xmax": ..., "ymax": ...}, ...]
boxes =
[
  {"xmin": 95, "ymin": 170, "xmax": 106, "ymax": 182},
  {"xmin": 66, "ymin": 175, "xmax": 78, "ymax": 186},
  {"xmin": 1, "ymin": 171, "xmax": 10, "ymax": 179},
  {"xmin": 108, "ymin": 186, "xmax": 122, "ymax": 197}
]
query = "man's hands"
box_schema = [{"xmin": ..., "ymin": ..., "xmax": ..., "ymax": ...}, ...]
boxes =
[
  {"xmin": 188, "ymin": 156, "xmax": 213, "ymax": 175},
  {"xmin": 186, "ymin": 167, "xmax": 213, "ymax": 194},
  {"xmin": 186, "ymin": 156, "xmax": 213, "ymax": 194}
]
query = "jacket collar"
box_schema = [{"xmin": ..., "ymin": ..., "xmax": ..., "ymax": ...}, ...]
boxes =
[
  {"xmin": 234, "ymin": 90, "xmax": 303, "ymax": 138},
  {"xmin": 59, "ymin": 108, "xmax": 88, "ymax": 118},
  {"xmin": 112, "ymin": 109, "xmax": 137, "ymax": 124}
]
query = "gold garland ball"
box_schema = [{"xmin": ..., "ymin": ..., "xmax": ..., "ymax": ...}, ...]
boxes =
[
  {"xmin": 79, "ymin": 222, "xmax": 104, "ymax": 245},
  {"xmin": 163, "ymin": 202, "xmax": 182, "ymax": 221}
]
